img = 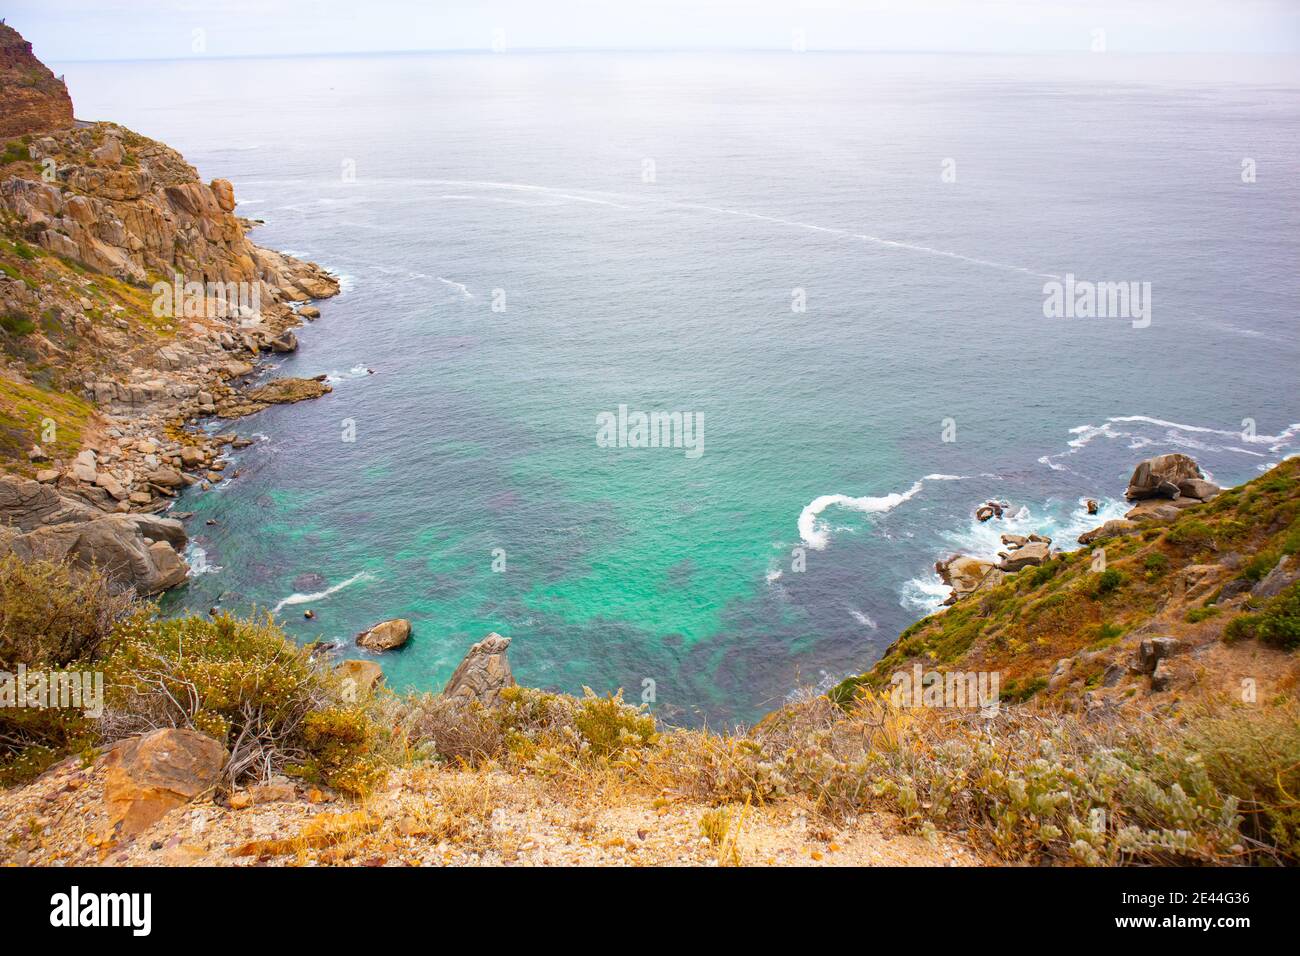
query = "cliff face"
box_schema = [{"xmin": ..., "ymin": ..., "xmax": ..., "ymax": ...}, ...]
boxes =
[
  {"xmin": 1, "ymin": 123, "xmax": 339, "ymax": 293},
  {"xmin": 0, "ymin": 25, "xmax": 338, "ymax": 595},
  {"xmin": 0, "ymin": 24, "xmax": 74, "ymax": 138}
]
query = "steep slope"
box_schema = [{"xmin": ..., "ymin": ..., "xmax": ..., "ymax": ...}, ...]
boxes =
[
  {"xmin": 0, "ymin": 23, "xmax": 74, "ymax": 139},
  {"xmin": 833, "ymin": 456, "xmax": 1300, "ymax": 713},
  {"xmin": 0, "ymin": 25, "xmax": 339, "ymax": 593}
]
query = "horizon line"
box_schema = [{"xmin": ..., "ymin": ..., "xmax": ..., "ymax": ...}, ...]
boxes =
[{"xmin": 49, "ymin": 46, "xmax": 1300, "ymax": 65}]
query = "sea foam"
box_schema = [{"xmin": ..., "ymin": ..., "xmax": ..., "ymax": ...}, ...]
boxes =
[{"xmin": 798, "ymin": 474, "xmax": 964, "ymax": 550}]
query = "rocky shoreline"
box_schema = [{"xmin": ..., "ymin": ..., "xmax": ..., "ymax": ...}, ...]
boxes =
[
  {"xmin": 934, "ymin": 452, "xmax": 1225, "ymax": 608},
  {"xmin": 0, "ymin": 26, "xmax": 341, "ymax": 593}
]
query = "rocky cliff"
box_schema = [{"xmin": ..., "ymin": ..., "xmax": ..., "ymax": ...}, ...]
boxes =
[
  {"xmin": 0, "ymin": 25, "xmax": 339, "ymax": 594},
  {"xmin": 0, "ymin": 24, "xmax": 74, "ymax": 139}
]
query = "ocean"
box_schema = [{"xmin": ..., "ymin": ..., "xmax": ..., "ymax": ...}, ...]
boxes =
[{"xmin": 57, "ymin": 51, "xmax": 1300, "ymax": 725}]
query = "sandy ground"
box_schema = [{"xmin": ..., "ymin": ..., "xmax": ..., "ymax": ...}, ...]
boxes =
[{"xmin": 0, "ymin": 758, "xmax": 984, "ymax": 868}]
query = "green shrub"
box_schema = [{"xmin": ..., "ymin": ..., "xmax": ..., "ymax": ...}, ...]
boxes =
[
  {"xmin": 0, "ymin": 312, "xmax": 35, "ymax": 336},
  {"xmin": 0, "ymin": 555, "xmax": 133, "ymax": 670},
  {"xmin": 1029, "ymin": 560, "xmax": 1062, "ymax": 586},
  {"xmin": 1092, "ymin": 622, "xmax": 1124, "ymax": 647},
  {"xmin": 1181, "ymin": 704, "xmax": 1300, "ymax": 862},
  {"xmin": 1166, "ymin": 519, "xmax": 1214, "ymax": 549},
  {"xmin": 1186, "ymin": 606, "xmax": 1221, "ymax": 624},
  {"xmin": 1, "ymin": 141, "xmax": 28, "ymax": 165},
  {"xmin": 1094, "ymin": 568, "xmax": 1125, "ymax": 596},
  {"xmin": 999, "ymin": 676, "xmax": 1047, "ymax": 703},
  {"xmin": 1224, "ymin": 582, "xmax": 1300, "ymax": 649},
  {"xmin": 1240, "ymin": 550, "xmax": 1280, "ymax": 583},
  {"xmin": 573, "ymin": 688, "xmax": 657, "ymax": 758},
  {"xmin": 0, "ymin": 558, "xmax": 135, "ymax": 784},
  {"xmin": 105, "ymin": 611, "xmax": 389, "ymax": 794},
  {"xmin": 1143, "ymin": 552, "xmax": 1170, "ymax": 575}
]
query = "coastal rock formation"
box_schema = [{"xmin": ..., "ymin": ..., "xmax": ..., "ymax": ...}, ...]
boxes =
[
  {"xmin": 1078, "ymin": 518, "xmax": 1138, "ymax": 545},
  {"xmin": 998, "ymin": 534, "xmax": 1051, "ymax": 571},
  {"xmin": 356, "ymin": 619, "xmax": 412, "ymax": 652},
  {"xmin": 217, "ymin": 376, "xmax": 332, "ymax": 418},
  {"xmin": 0, "ymin": 24, "xmax": 74, "ymax": 138},
  {"xmin": 1124, "ymin": 453, "xmax": 1212, "ymax": 501},
  {"xmin": 102, "ymin": 728, "xmax": 227, "ymax": 840},
  {"xmin": 0, "ymin": 122, "xmax": 340, "ymax": 293},
  {"xmin": 936, "ymin": 554, "xmax": 1006, "ymax": 605},
  {"xmin": 0, "ymin": 23, "xmax": 340, "ymax": 594},
  {"xmin": 444, "ymin": 633, "xmax": 516, "ymax": 706},
  {"xmin": 1253, "ymin": 554, "xmax": 1299, "ymax": 600},
  {"xmin": 0, "ymin": 474, "xmax": 188, "ymax": 594}
]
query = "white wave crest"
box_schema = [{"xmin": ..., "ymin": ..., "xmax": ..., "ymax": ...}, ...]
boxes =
[
  {"xmin": 406, "ymin": 179, "xmax": 1053, "ymax": 277},
  {"xmin": 272, "ymin": 571, "xmax": 373, "ymax": 614},
  {"xmin": 847, "ymin": 606, "xmax": 878, "ymax": 629},
  {"xmin": 325, "ymin": 364, "xmax": 372, "ymax": 384},
  {"xmin": 798, "ymin": 474, "xmax": 964, "ymax": 551},
  {"xmin": 899, "ymin": 575, "xmax": 952, "ymax": 615},
  {"xmin": 438, "ymin": 277, "xmax": 473, "ymax": 299},
  {"xmin": 1041, "ymin": 416, "xmax": 1300, "ymax": 473}
]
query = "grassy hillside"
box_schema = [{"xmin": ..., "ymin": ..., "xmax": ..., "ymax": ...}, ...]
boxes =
[{"xmin": 833, "ymin": 456, "xmax": 1300, "ymax": 708}]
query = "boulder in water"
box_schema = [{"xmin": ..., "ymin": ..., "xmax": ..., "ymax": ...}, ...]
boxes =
[
  {"xmin": 356, "ymin": 618, "xmax": 411, "ymax": 652},
  {"xmin": 1124, "ymin": 454, "xmax": 1203, "ymax": 501}
]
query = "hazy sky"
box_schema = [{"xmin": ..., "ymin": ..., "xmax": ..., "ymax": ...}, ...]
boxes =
[{"xmin": 8, "ymin": 0, "xmax": 1300, "ymax": 61}]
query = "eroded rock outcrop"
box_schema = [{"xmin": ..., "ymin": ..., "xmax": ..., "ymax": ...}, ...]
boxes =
[
  {"xmin": 998, "ymin": 534, "xmax": 1052, "ymax": 571},
  {"xmin": 0, "ymin": 474, "xmax": 188, "ymax": 594},
  {"xmin": 443, "ymin": 633, "xmax": 516, "ymax": 706},
  {"xmin": 0, "ymin": 25, "xmax": 340, "ymax": 590},
  {"xmin": 335, "ymin": 659, "xmax": 386, "ymax": 697},
  {"xmin": 216, "ymin": 376, "xmax": 332, "ymax": 418},
  {"xmin": 1124, "ymin": 453, "xmax": 1219, "ymax": 502},
  {"xmin": 937, "ymin": 554, "xmax": 1006, "ymax": 605}
]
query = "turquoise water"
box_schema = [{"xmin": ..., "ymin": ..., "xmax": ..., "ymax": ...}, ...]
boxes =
[{"xmin": 60, "ymin": 53, "xmax": 1300, "ymax": 724}]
